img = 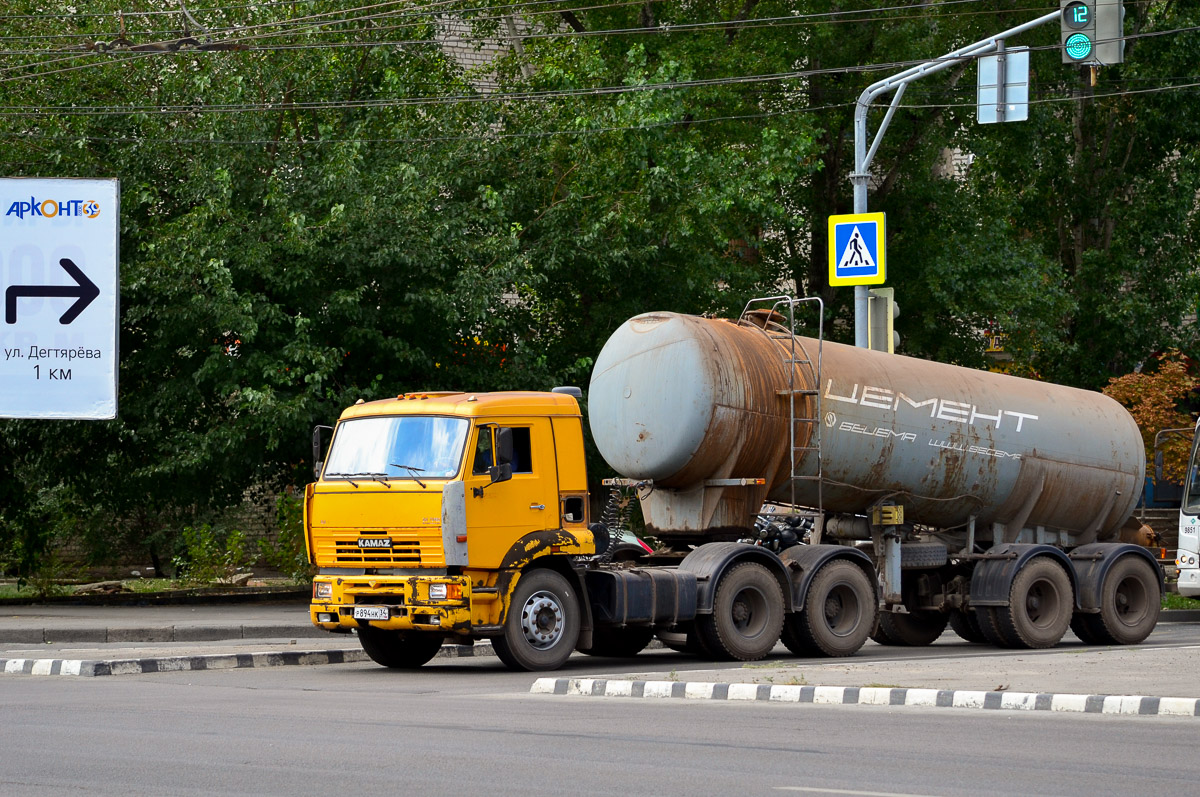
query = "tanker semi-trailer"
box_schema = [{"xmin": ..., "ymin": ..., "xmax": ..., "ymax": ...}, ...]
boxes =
[
  {"xmin": 587, "ymin": 305, "xmax": 1162, "ymax": 652},
  {"xmin": 305, "ymin": 298, "xmax": 1162, "ymax": 672}
]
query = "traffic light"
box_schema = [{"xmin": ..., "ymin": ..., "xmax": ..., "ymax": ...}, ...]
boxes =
[
  {"xmin": 867, "ymin": 287, "xmax": 899, "ymax": 354},
  {"xmin": 1061, "ymin": 0, "xmax": 1096, "ymax": 64},
  {"xmin": 1095, "ymin": 0, "xmax": 1126, "ymax": 65}
]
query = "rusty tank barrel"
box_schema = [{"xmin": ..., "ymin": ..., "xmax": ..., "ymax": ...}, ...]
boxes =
[{"xmin": 588, "ymin": 311, "xmax": 1144, "ymax": 542}]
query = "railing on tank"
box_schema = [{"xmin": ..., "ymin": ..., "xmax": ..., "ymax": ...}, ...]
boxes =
[{"xmin": 737, "ymin": 295, "xmax": 825, "ymax": 535}]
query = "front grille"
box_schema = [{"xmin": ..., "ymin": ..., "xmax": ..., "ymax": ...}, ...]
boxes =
[
  {"xmin": 334, "ymin": 539, "xmax": 421, "ymax": 564},
  {"xmin": 313, "ymin": 528, "xmax": 445, "ymax": 568}
]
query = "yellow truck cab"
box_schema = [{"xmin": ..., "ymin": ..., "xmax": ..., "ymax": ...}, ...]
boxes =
[{"xmin": 306, "ymin": 390, "xmax": 598, "ymax": 670}]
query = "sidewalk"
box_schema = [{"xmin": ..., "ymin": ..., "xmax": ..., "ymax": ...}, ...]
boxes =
[{"xmin": 0, "ymin": 600, "xmax": 322, "ymax": 644}]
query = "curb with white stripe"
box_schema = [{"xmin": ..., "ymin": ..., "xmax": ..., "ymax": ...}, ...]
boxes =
[
  {"xmin": 530, "ymin": 678, "xmax": 1200, "ymax": 718},
  {"xmin": 0, "ymin": 640, "xmax": 497, "ymax": 677}
]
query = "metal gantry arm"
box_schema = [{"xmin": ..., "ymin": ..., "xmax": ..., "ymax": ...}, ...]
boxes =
[{"xmin": 849, "ymin": 10, "xmax": 1060, "ymax": 348}]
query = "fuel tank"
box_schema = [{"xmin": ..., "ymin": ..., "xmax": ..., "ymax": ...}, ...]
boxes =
[{"xmin": 588, "ymin": 311, "xmax": 1144, "ymax": 541}]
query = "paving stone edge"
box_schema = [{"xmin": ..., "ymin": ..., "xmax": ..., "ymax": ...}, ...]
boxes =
[{"xmin": 529, "ymin": 678, "xmax": 1200, "ymax": 718}]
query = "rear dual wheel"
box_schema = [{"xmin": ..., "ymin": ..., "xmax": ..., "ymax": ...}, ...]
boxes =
[
  {"xmin": 781, "ymin": 560, "xmax": 876, "ymax": 658},
  {"xmin": 696, "ymin": 563, "xmax": 785, "ymax": 661},
  {"xmin": 994, "ymin": 557, "xmax": 1074, "ymax": 649},
  {"xmin": 1071, "ymin": 556, "xmax": 1160, "ymax": 646}
]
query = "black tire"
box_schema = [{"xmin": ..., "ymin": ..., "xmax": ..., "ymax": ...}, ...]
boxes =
[
  {"xmin": 1069, "ymin": 612, "xmax": 1103, "ymax": 644},
  {"xmin": 578, "ymin": 626, "xmax": 655, "ymax": 657},
  {"xmin": 995, "ymin": 557, "xmax": 1073, "ymax": 649},
  {"xmin": 949, "ymin": 609, "xmax": 988, "ymax": 643},
  {"xmin": 357, "ymin": 627, "xmax": 444, "ymax": 669},
  {"xmin": 901, "ymin": 542, "xmax": 948, "ymax": 570},
  {"xmin": 974, "ymin": 606, "xmax": 1011, "ymax": 648},
  {"xmin": 696, "ymin": 562, "xmax": 785, "ymax": 661},
  {"xmin": 1080, "ymin": 556, "xmax": 1161, "ymax": 645},
  {"xmin": 874, "ymin": 610, "xmax": 948, "ymax": 646},
  {"xmin": 493, "ymin": 569, "xmax": 581, "ymax": 671},
  {"xmin": 780, "ymin": 615, "xmax": 817, "ymax": 656},
  {"xmin": 787, "ymin": 560, "xmax": 876, "ymax": 658},
  {"xmin": 869, "ymin": 615, "xmax": 900, "ymax": 646}
]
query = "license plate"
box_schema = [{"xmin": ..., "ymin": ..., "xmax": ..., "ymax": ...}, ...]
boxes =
[{"xmin": 352, "ymin": 606, "xmax": 390, "ymax": 621}]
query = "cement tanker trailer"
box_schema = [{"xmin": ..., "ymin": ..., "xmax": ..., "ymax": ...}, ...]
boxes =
[{"xmin": 588, "ymin": 302, "xmax": 1162, "ymax": 656}]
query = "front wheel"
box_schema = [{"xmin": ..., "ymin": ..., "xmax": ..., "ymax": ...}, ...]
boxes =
[
  {"xmin": 357, "ymin": 627, "xmax": 445, "ymax": 669},
  {"xmin": 493, "ymin": 569, "xmax": 581, "ymax": 672},
  {"xmin": 784, "ymin": 560, "xmax": 875, "ymax": 658}
]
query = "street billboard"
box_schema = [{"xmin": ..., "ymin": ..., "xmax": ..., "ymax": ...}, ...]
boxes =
[{"xmin": 0, "ymin": 177, "xmax": 119, "ymax": 419}]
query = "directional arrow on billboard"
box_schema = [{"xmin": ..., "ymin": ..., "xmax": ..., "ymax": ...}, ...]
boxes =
[{"xmin": 5, "ymin": 257, "xmax": 100, "ymax": 325}]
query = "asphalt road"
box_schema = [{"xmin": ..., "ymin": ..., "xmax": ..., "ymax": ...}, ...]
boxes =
[{"xmin": 4, "ymin": 633, "xmax": 1200, "ymax": 797}]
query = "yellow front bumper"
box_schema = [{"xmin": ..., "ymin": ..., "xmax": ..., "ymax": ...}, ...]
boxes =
[{"xmin": 310, "ymin": 574, "xmax": 475, "ymax": 635}]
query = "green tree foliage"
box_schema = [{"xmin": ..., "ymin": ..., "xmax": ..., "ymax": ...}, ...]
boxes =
[{"xmin": 1, "ymin": 1, "xmax": 1197, "ymax": 569}]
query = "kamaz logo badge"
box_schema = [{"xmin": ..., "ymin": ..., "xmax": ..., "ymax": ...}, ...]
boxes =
[{"xmin": 357, "ymin": 538, "xmax": 392, "ymax": 549}]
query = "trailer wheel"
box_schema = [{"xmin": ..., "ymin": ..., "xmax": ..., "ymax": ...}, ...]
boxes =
[
  {"xmin": 696, "ymin": 562, "xmax": 784, "ymax": 661},
  {"xmin": 949, "ymin": 609, "xmax": 988, "ymax": 643},
  {"xmin": 493, "ymin": 569, "xmax": 580, "ymax": 671},
  {"xmin": 995, "ymin": 557, "xmax": 1073, "ymax": 649},
  {"xmin": 357, "ymin": 628, "xmax": 444, "ymax": 669},
  {"xmin": 786, "ymin": 560, "xmax": 875, "ymax": 658},
  {"xmin": 872, "ymin": 610, "xmax": 948, "ymax": 646},
  {"xmin": 1075, "ymin": 556, "xmax": 1161, "ymax": 646},
  {"xmin": 579, "ymin": 627, "xmax": 655, "ymax": 657}
]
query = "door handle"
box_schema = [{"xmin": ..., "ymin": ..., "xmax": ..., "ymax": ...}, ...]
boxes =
[{"xmin": 530, "ymin": 503, "xmax": 545, "ymax": 510}]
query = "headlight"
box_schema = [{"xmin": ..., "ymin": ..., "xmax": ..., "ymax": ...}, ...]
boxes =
[
  {"xmin": 314, "ymin": 582, "xmax": 333, "ymax": 600},
  {"xmin": 429, "ymin": 584, "xmax": 447, "ymax": 600}
]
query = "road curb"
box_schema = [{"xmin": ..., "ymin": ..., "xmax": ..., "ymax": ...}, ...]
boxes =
[
  {"xmin": 529, "ymin": 678, "xmax": 1200, "ymax": 718},
  {"xmin": 0, "ymin": 640, "xmax": 498, "ymax": 677}
]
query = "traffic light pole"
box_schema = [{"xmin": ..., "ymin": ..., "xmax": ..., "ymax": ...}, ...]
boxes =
[{"xmin": 849, "ymin": 10, "xmax": 1059, "ymax": 348}]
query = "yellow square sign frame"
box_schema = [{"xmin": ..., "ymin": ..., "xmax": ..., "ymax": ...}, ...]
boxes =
[{"xmin": 828, "ymin": 212, "xmax": 886, "ymax": 286}]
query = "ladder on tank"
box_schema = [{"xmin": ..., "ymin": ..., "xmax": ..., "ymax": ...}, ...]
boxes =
[{"xmin": 737, "ymin": 295, "xmax": 825, "ymax": 538}]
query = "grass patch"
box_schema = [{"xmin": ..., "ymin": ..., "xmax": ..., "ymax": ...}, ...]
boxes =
[{"xmin": 1163, "ymin": 592, "xmax": 1200, "ymax": 610}]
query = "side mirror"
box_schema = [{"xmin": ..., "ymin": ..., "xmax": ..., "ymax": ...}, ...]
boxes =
[
  {"xmin": 488, "ymin": 463, "xmax": 513, "ymax": 485},
  {"xmin": 1154, "ymin": 450, "xmax": 1164, "ymax": 483},
  {"xmin": 312, "ymin": 425, "xmax": 334, "ymax": 480},
  {"xmin": 496, "ymin": 427, "xmax": 514, "ymax": 466}
]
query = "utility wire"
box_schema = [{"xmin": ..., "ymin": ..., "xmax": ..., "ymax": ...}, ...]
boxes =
[{"xmin": 3, "ymin": 23, "xmax": 1197, "ymax": 104}]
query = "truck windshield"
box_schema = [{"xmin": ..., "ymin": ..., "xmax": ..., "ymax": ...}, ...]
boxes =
[
  {"xmin": 1184, "ymin": 431, "xmax": 1200, "ymax": 515},
  {"xmin": 323, "ymin": 416, "xmax": 469, "ymax": 480}
]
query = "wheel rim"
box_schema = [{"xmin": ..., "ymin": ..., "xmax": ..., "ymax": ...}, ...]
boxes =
[
  {"xmin": 823, "ymin": 582, "xmax": 862, "ymax": 638},
  {"xmin": 731, "ymin": 586, "xmax": 769, "ymax": 637},
  {"xmin": 519, "ymin": 590, "xmax": 565, "ymax": 650},
  {"xmin": 1113, "ymin": 574, "xmax": 1149, "ymax": 627},
  {"xmin": 1024, "ymin": 578, "xmax": 1062, "ymax": 630}
]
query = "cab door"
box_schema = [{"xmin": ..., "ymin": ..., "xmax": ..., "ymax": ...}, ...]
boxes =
[{"xmin": 464, "ymin": 417, "xmax": 560, "ymax": 569}]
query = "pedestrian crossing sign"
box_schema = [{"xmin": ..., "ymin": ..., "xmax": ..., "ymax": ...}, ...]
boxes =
[{"xmin": 828, "ymin": 212, "xmax": 886, "ymax": 286}]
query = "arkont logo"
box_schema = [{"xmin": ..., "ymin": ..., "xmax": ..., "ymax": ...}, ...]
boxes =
[{"xmin": 5, "ymin": 196, "xmax": 101, "ymax": 219}]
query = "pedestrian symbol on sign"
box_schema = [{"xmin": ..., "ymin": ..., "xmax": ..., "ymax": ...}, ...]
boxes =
[{"xmin": 828, "ymin": 212, "xmax": 886, "ymax": 286}]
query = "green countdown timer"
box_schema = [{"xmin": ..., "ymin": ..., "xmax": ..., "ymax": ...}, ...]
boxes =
[{"xmin": 1065, "ymin": 32, "xmax": 1093, "ymax": 60}]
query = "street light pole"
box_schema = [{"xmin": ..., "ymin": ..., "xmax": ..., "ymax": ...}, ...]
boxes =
[{"xmin": 848, "ymin": 10, "xmax": 1059, "ymax": 348}]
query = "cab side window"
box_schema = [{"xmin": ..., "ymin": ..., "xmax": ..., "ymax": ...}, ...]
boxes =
[
  {"xmin": 509, "ymin": 427, "xmax": 532, "ymax": 473},
  {"xmin": 472, "ymin": 426, "xmax": 533, "ymax": 474}
]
